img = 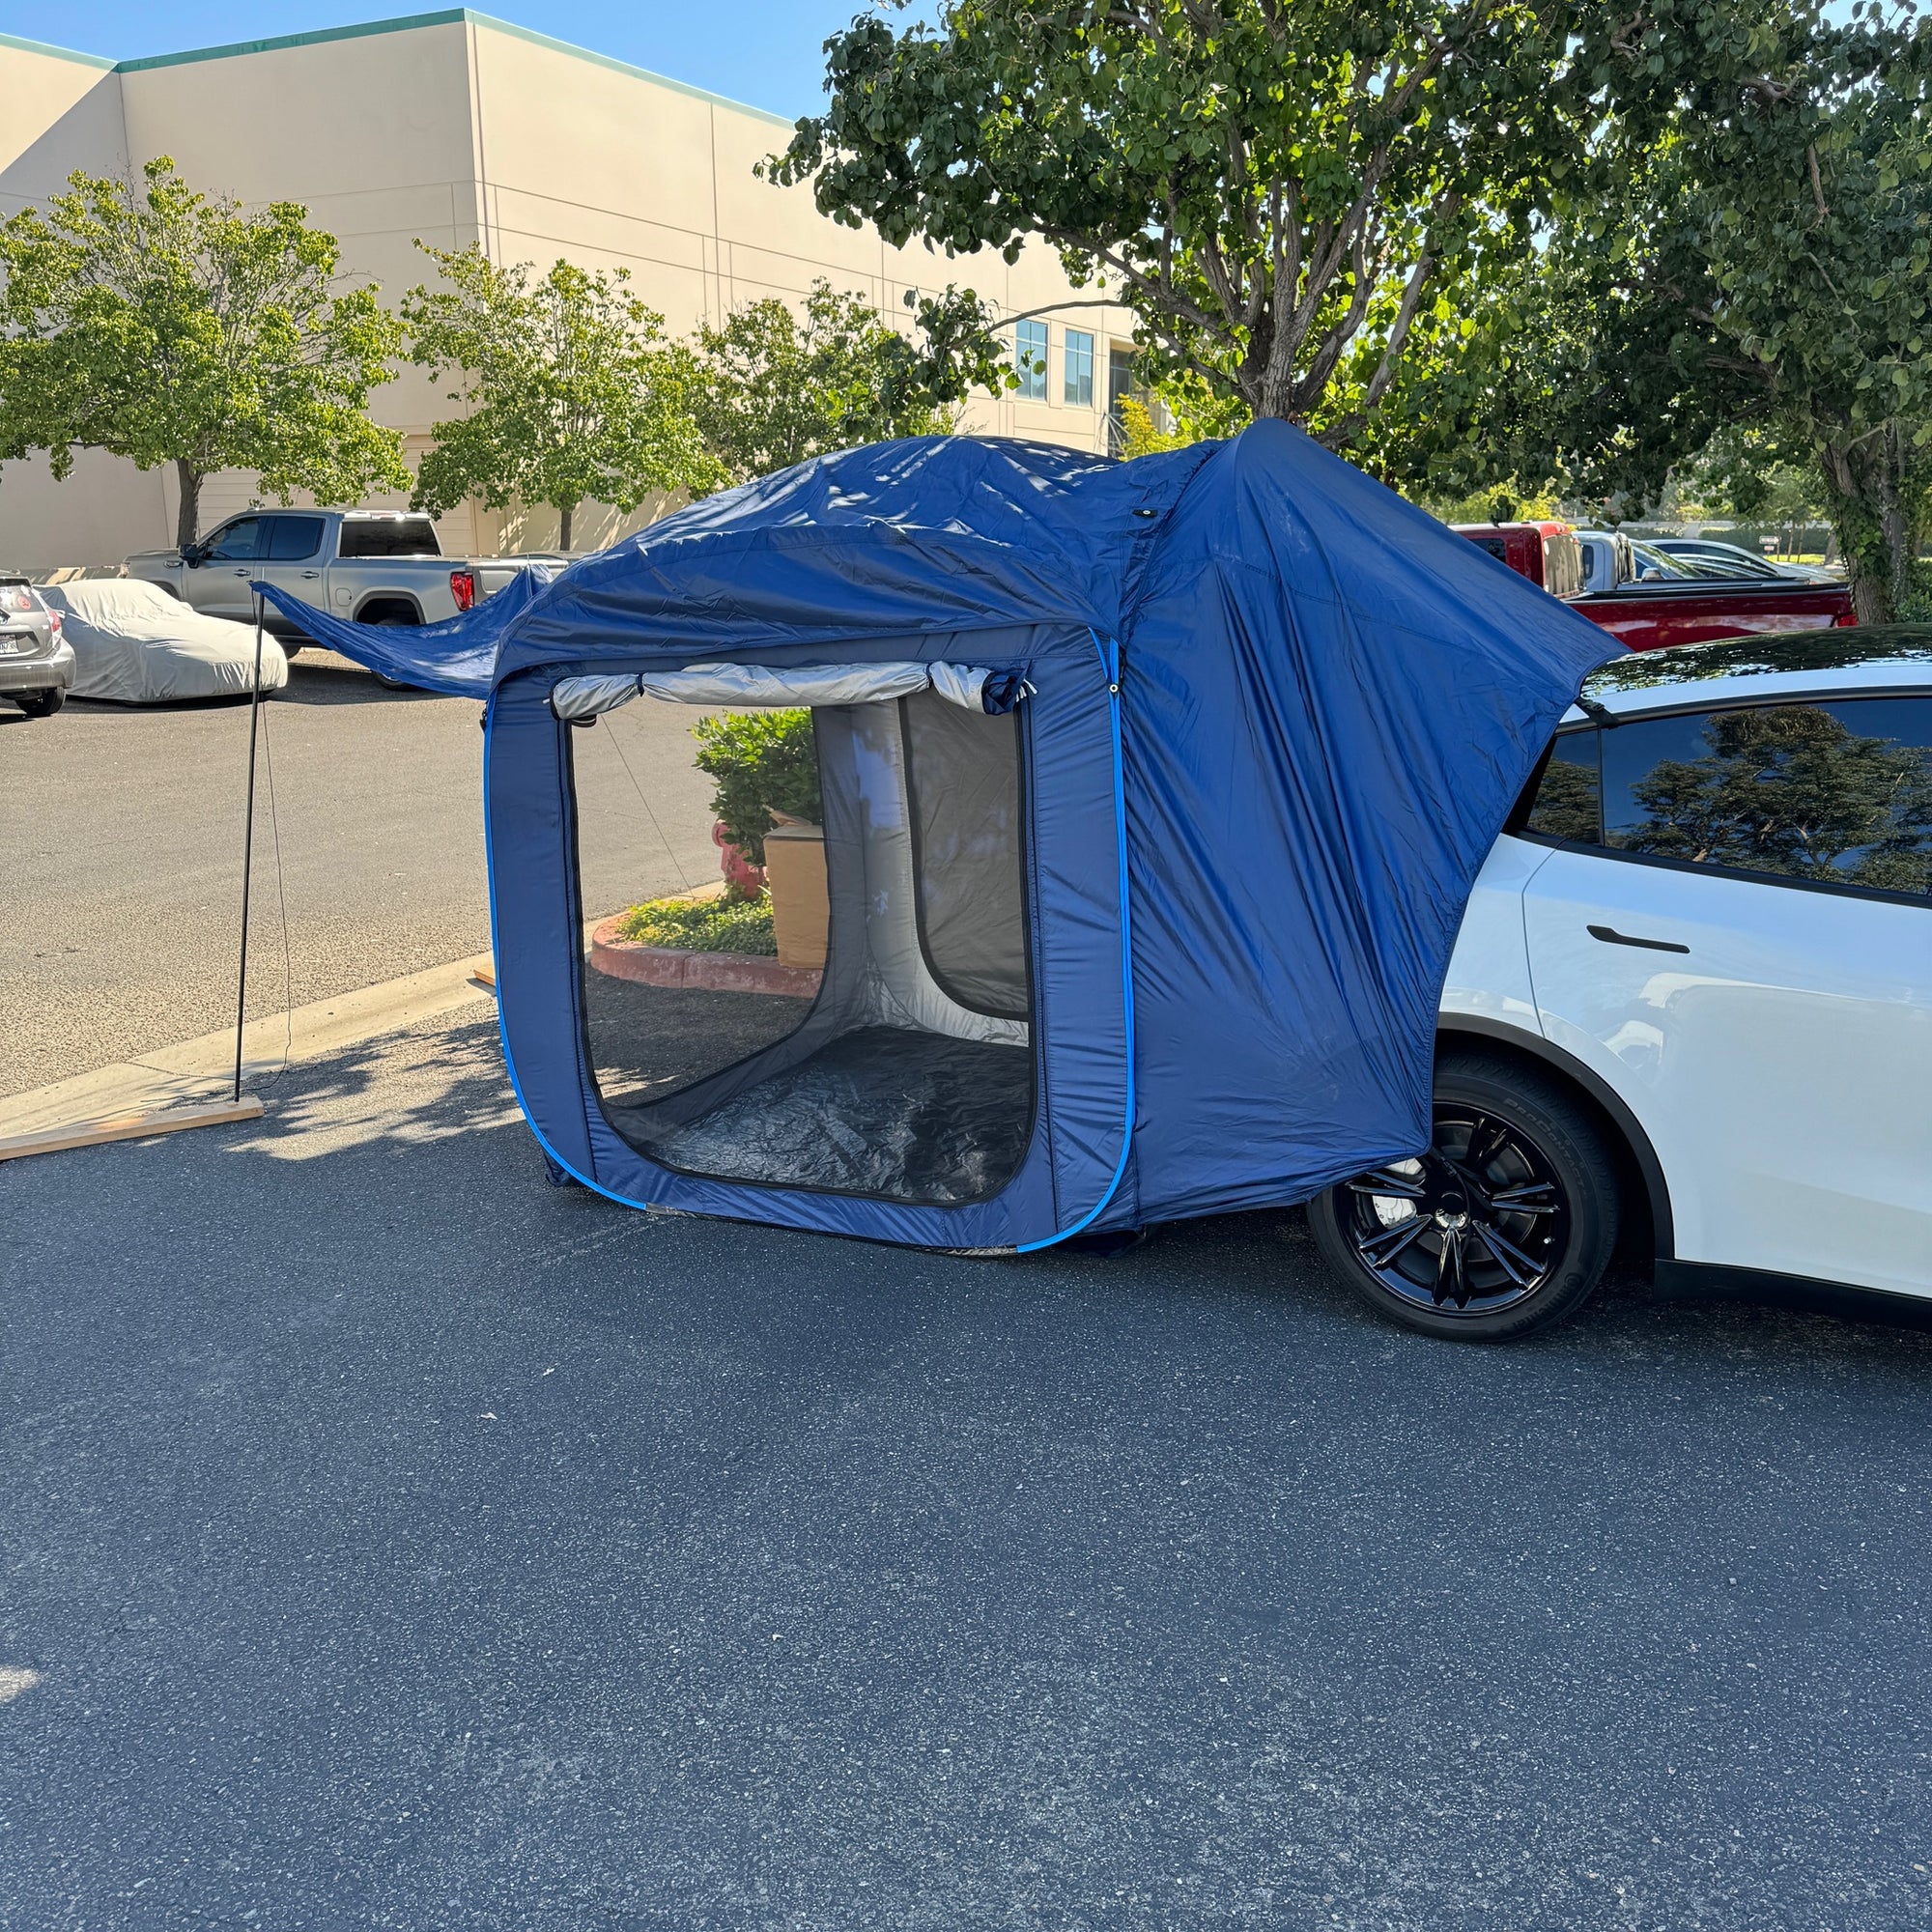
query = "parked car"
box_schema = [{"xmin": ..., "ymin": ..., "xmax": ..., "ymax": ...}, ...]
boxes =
[
  {"xmin": 1647, "ymin": 535, "xmax": 1838, "ymax": 583},
  {"xmin": 41, "ymin": 578, "xmax": 288, "ymax": 703},
  {"xmin": 126, "ymin": 509, "xmax": 543, "ymax": 652},
  {"xmin": 1574, "ymin": 527, "xmax": 1631, "ymax": 593},
  {"xmin": 1309, "ymin": 628, "xmax": 1932, "ymax": 1339},
  {"xmin": 0, "ymin": 575, "xmax": 74, "ymax": 717},
  {"xmin": 1627, "ymin": 536, "xmax": 1733, "ymax": 581},
  {"xmin": 1450, "ymin": 521, "xmax": 1585, "ymax": 599},
  {"xmin": 1480, "ymin": 524, "xmax": 1855, "ymax": 648}
]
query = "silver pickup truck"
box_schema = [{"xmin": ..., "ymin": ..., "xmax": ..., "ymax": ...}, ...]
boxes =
[{"xmin": 127, "ymin": 508, "xmax": 544, "ymax": 648}]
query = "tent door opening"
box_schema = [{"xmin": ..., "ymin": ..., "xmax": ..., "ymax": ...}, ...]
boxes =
[{"xmin": 572, "ymin": 682, "xmax": 1034, "ymax": 1207}]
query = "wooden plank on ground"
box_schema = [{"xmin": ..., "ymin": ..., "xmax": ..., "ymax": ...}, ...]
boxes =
[{"xmin": 0, "ymin": 1096, "xmax": 266, "ymax": 1163}]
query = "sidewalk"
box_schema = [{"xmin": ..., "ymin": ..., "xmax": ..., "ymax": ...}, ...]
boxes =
[{"xmin": 0, "ymin": 951, "xmax": 496, "ymax": 1155}]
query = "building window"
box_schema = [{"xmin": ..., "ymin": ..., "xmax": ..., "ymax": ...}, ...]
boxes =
[
  {"xmin": 1106, "ymin": 344, "xmax": 1140, "ymax": 455},
  {"xmin": 1064, "ymin": 328, "xmax": 1094, "ymax": 408},
  {"xmin": 1011, "ymin": 320, "xmax": 1048, "ymax": 401}
]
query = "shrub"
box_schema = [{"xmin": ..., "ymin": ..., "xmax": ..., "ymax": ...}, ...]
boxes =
[
  {"xmin": 691, "ymin": 710, "xmax": 820, "ymax": 866},
  {"xmin": 613, "ymin": 894, "xmax": 777, "ymax": 954}
]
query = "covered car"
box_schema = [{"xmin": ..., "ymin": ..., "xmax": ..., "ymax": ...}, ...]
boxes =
[
  {"xmin": 42, "ymin": 578, "xmax": 288, "ymax": 703},
  {"xmin": 256, "ymin": 423, "xmax": 1615, "ymax": 1252}
]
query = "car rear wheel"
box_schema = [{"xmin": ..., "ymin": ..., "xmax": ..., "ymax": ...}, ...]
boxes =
[
  {"xmin": 1307, "ymin": 1052, "xmax": 1619, "ymax": 1341},
  {"xmin": 366, "ymin": 611, "xmax": 416, "ymax": 690},
  {"xmin": 14, "ymin": 688, "xmax": 64, "ymax": 717}
]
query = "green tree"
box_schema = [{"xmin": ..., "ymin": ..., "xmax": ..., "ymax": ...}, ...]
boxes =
[
  {"xmin": 403, "ymin": 244, "xmax": 721, "ymax": 551},
  {"xmin": 1396, "ymin": 5, "xmax": 1932, "ymax": 617},
  {"xmin": 0, "ymin": 156, "xmax": 408, "ymax": 549},
  {"xmin": 693, "ymin": 279, "xmax": 970, "ymax": 483},
  {"xmin": 1664, "ymin": 431, "xmax": 1833, "ymax": 554},
  {"xmin": 764, "ymin": 0, "xmax": 1780, "ymax": 441},
  {"xmin": 1115, "ymin": 372, "xmax": 1252, "ymax": 456}
]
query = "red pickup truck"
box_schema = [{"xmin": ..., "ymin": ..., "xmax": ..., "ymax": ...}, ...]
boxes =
[
  {"xmin": 1452, "ymin": 522, "xmax": 1584, "ymax": 598},
  {"xmin": 1570, "ymin": 577, "xmax": 1855, "ymax": 651},
  {"xmin": 1455, "ymin": 521, "xmax": 1855, "ymax": 650}
]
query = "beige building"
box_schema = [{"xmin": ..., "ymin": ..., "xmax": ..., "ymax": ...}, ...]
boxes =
[{"xmin": 0, "ymin": 9, "xmax": 1140, "ymax": 568}]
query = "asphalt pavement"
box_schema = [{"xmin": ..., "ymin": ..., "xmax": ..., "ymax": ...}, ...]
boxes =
[
  {"xmin": 2, "ymin": 650, "xmax": 720, "ymax": 1096},
  {"xmin": 5, "ymin": 1005, "xmax": 1930, "ymax": 1930}
]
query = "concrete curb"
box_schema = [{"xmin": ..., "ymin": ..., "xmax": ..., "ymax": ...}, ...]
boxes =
[
  {"xmin": 589, "ymin": 916, "xmax": 822, "ymax": 999},
  {"xmin": 0, "ymin": 952, "xmax": 497, "ymax": 1144}
]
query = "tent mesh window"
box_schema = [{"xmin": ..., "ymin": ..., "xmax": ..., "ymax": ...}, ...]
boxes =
[{"xmin": 577, "ymin": 689, "xmax": 1035, "ymax": 1206}]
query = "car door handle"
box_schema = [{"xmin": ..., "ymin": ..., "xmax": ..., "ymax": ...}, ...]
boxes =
[
  {"xmin": 299, "ymin": 570, "xmax": 320, "ymax": 579},
  {"xmin": 1588, "ymin": 923, "xmax": 1690, "ymax": 954}
]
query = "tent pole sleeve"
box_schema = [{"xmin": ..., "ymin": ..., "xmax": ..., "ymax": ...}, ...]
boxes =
[{"xmin": 1017, "ymin": 632, "xmax": 1135, "ymax": 1250}]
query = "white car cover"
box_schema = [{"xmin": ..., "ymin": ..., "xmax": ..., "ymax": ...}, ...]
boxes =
[{"xmin": 41, "ymin": 579, "xmax": 289, "ymax": 702}]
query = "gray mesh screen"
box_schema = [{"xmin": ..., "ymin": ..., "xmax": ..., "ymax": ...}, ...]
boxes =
[{"xmin": 900, "ymin": 690, "xmax": 1029, "ymax": 1020}]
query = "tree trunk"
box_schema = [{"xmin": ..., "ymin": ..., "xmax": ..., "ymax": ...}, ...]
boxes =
[
  {"xmin": 1818, "ymin": 429, "xmax": 1910, "ymax": 626},
  {"xmin": 174, "ymin": 461, "xmax": 203, "ymax": 552},
  {"xmin": 558, "ymin": 500, "xmax": 575, "ymax": 552}
]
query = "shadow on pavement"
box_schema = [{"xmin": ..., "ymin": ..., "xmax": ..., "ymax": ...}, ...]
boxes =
[{"xmin": 275, "ymin": 651, "xmax": 453, "ymax": 706}]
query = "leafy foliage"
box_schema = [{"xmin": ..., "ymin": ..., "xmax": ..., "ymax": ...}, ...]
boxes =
[
  {"xmin": 614, "ymin": 893, "xmax": 778, "ymax": 954},
  {"xmin": 1116, "ymin": 372, "xmax": 1252, "ymax": 456},
  {"xmin": 403, "ymin": 244, "xmax": 721, "ymax": 549},
  {"xmin": 691, "ymin": 710, "xmax": 822, "ymax": 866},
  {"xmin": 0, "ymin": 156, "xmax": 408, "ymax": 548},
  {"xmin": 693, "ymin": 279, "xmax": 967, "ymax": 482},
  {"xmin": 1385, "ymin": 3, "xmax": 1932, "ymax": 617},
  {"xmin": 766, "ymin": 1, "xmax": 1747, "ymax": 437}
]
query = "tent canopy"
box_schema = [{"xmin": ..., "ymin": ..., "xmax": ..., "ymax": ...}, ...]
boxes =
[{"xmin": 258, "ymin": 422, "xmax": 1618, "ymax": 1248}]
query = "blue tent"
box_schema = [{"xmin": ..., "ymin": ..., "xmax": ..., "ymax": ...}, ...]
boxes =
[{"xmin": 259, "ymin": 421, "xmax": 1615, "ymax": 1251}]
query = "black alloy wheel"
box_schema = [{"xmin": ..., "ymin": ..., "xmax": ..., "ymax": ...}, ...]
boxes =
[{"xmin": 1308, "ymin": 1051, "xmax": 1619, "ymax": 1341}]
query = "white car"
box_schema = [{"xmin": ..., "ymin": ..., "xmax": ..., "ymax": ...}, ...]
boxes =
[
  {"xmin": 1648, "ymin": 535, "xmax": 1839, "ymax": 584},
  {"xmin": 1309, "ymin": 630, "xmax": 1932, "ymax": 1340},
  {"xmin": 40, "ymin": 578, "xmax": 288, "ymax": 702}
]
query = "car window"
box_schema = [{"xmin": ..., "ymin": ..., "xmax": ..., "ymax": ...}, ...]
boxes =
[
  {"xmin": 205, "ymin": 518, "xmax": 266, "ymax": 560},
  {"xmin": 1542, "ymin": 533, "xmax": 1583, "ymax": 600},
  {"xmin": 1598, "ymin": 696, "xmax": 1932, "ymax": 896},
  {"xmin": 1686, "ymin": 545, "xmax": 1777, "ymax": 578},
  {"xmin": 265, "ymin": 516, "xmax": 325, "ymax": 561},
  {"xmin": 337, "ymin": 517, "xmax": 440, "ymax": 558},
  {"xmin": 1524, "ymin": 728, "xmax": 1603, "ymax": 841}
]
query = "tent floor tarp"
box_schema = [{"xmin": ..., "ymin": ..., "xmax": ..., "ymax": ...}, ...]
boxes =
[{"xmin": 607, "ymin": 1024, "xmax": 1033, "ymax": 1206}]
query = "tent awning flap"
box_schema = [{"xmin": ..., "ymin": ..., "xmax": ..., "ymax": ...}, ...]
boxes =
[
  {"xmin": 551, "ymin": 661, "xmax": 1013, "ymax": 721},
  {"xmin": 249, "ymin": 567, "xmax": 555, "ymax": 697},
  {"xmin": 551, "ymin": 673, "xmax": 643, "ymax": 722}
]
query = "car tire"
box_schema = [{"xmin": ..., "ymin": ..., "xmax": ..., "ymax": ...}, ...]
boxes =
[
  {"xmin": 366, "ymin": 611, "xmax": 416, "ymax": 691},
  {"xmin": 1307, "ymin": 1050, "xmax": 1620, "ymax": 1342},
  {"xmin": 14, "ymin": 688, "xmax": 65, "ymax": 718}
]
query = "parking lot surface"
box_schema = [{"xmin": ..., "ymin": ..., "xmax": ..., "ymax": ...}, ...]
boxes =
[
  {"xmin": 2, "ymin": 653, "xmax": 713, "ymax": 1095},
  {"xmin": 4, "ymin": 1007, "xmax": 1929, "ymax": 1930}
]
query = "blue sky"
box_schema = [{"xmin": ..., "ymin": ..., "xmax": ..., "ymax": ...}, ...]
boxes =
[{"xmin": 0, "ymin": 2, "xmax": 901, "ymax": 120}]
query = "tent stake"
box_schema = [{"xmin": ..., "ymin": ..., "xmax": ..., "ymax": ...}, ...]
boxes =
[{"xmin": 234, "ymin": 589, "xmax": 266, "ymax": 1104}]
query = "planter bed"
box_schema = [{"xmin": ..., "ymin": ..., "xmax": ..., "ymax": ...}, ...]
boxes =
[{"xmin": 589, "ymin": 916, "xmax": 822, "ymax": 998}]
